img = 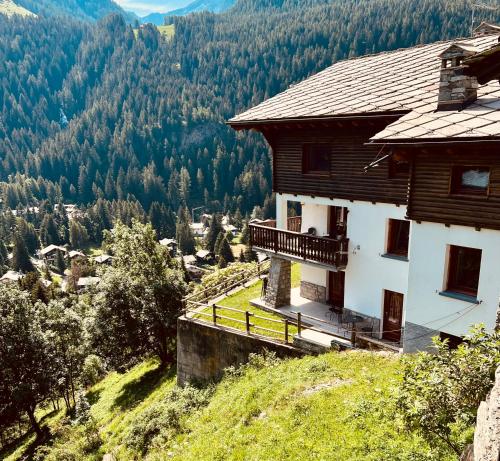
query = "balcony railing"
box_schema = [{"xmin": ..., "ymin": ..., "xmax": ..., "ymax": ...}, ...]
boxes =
[
  {"xmin": 251, "ymin": 216, "xmax": 302, "ymax": 233},
  {"xmin": 250, "ymin": 224, "xmax": 349, "ymax": 269}
]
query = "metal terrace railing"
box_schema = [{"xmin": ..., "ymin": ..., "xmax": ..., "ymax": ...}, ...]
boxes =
[{"xmin": 250, "ymin": 224, "xmax": 349, "ymax": 269}]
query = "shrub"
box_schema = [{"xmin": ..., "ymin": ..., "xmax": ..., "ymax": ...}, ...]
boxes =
[
  {"xmin": 80, "ymin": 355, "xmax": 106, "ymax": 387},
  {"xmin": 126, "ymin": 385, "xmax": 213, "ymax": 454},
  {"xmin": 397, "ymin": 325, "xmax": 500, "ymax": 455}
]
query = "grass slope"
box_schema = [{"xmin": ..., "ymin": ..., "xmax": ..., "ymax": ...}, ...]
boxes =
[
  {"xmin": 4, "ymin": 350, "xmax": 453, "ymax": 460},
  {"xmin": 0, "ymin": 0, "xmax": 35, "ymax": 17},
  {"xmin": 166, "ymin": 352, "xmax": 445, "ymax": 461},
  {"xmin": 194, "ymin": 263, "xmax": 301, "ymax": 340}
]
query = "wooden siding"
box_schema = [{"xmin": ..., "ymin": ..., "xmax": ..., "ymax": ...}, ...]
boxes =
[
  {"xmin": 408, "ymin": 145, "xmax": 500, "ymax": 230},
  {"xmin": 261, "ymin": 120, "xmax": 409, "ymax": 204}
]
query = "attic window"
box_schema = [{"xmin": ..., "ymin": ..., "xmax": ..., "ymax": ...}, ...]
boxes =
[
  {"xmin": 451, "ymin": 166, "xmax": 490, "ymax": 195},
  {"xmin": 302, "ymin": 144, "xmax": 331, "ymax": 175}
]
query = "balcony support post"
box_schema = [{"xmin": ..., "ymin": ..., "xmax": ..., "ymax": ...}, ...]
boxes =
[{"xmin": 264, "ymin": 256, "xmax": 291, "ymax": 308}]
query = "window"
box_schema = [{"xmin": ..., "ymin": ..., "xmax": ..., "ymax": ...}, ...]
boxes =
[
  {"xmin": 447, "ymin": 245, "xmax": 482, "ymax": 296},
  {"xmin": 388, "ymin": 154, "xmax": 410, "ymax": 178},
  {"xmin": 386, "ymin": 219, "xmax": 410, "ymax": 257},
  {"xmin": 451, "ymin": 166, "xmax": 490, "ymax": 195},
  {"xmin": 302, "ymin": 144, "xmax": 330, "ymax": 175}
]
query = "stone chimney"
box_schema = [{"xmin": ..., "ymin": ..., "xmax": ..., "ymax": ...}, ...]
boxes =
[{"xmin": 437, "ymin": 43, "xmax": 479, "ymax": 111}]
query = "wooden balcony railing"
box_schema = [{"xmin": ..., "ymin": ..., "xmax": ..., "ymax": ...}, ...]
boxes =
[
  {"xmin": 251, "ymin": 216, "xmax": 302, "ymax": 232},
  {"xmin": 250, "ymin": 224, "xmax": 349, "ymax": 269}
]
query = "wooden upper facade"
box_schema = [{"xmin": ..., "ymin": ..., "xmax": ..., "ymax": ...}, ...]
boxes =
[
  {"xmin": 258, "ymin": 117, "xmax": 409, "ymax": 205},
  {"xmin": 405, "ymin": 143, "xmax": 500, "ymax": 230}
]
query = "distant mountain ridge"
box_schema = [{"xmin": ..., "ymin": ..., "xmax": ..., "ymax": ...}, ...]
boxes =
[
  {"xmin": 142, "ymin": 0, "xmax": 235, "ymax": 24},
  {"xmin": 15, "ymin": 0, "xmax": 136, "ymax": 21}
]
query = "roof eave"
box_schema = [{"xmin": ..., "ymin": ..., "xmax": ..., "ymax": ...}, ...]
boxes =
[
  {"xmin": 369, "ymin": 136, "xmax": 500, "ymax": 146},
  {"xmin": 227, "ymin": 111, "xmax": 409, "ymax": 130}
]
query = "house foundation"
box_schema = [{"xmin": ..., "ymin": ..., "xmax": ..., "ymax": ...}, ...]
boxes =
[{"xmin": 300, "ymin": 280, "xmax": 326, "ymax": 304}]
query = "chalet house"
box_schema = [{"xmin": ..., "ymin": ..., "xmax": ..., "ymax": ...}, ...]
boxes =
[
  {"xmin": 229, "ymin": 23, "xmax": 500, "ymax": 352},
  {"xmin": 159, "ymin": 238, "xmax": 178, "ymax": 256},
  {"xmin": 67, "ymin": 250, "xmax": 86, "ymax": 260},
  {"xmin": 190, "ymin": 222, "xmax": 207, "ymax": 238},
  {"xmin": 94, "ymin": 254, "xmax": 113, "ymax": 265},
  {"xmin": 0, "ymin": 270, "xmax": 24, "ymax": 284},
  {"xmin": 195, "ymin": 249, "xmax": 214, "ymax": 265},
  {"xmin": 40, "ymin": 244, "xmax": 67, "ymax": 265}
]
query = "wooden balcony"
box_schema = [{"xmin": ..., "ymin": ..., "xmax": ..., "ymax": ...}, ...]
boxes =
[{"xmin": 250, "ymin": 224, "xmax": 349, "ymax": 270}]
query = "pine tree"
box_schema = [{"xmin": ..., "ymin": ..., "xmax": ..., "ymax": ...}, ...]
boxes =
[
  {"xmin": 55, "ymin": 250, "xmax": 66, "ymax": 274},
  {"xmin": 205, "ymin": 214, "xmax": 223, "ymax": 252},
  {"xmin": 244, "ymin": 242, "xmax": 257, "ymax": 262},
  {"xmin": 218, "ymin": 236, "xmax": 235, "ymax": 264},
  {"xmin": 11, "ymin": 233, "xmax": 35, "ymax": 273},
  {"xmin": 241, "ymin": 222, "xmax": 250, "ymax": 245},
  {"xmin": 218, "ymin": 255, "xmax": 227, "ymax": 268},
  {"xmin": 176, "ymin": 208, "xmax": 196, "ymax": 255},
  {"xmin": 214, "ymin": 231, "xmax": 225, "ymax": 256},
  {"xmin": 40, "ymin": 214, "xmax": 60, "ymax": 246}
]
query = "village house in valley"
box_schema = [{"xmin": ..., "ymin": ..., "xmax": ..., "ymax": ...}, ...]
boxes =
[{"xmin": 229, "ymin": 23, "xmax": 500, "ymax": 352}]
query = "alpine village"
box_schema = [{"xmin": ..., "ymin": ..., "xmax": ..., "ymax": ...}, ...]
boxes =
[{"xmin": 0, "ymin": 1, "xmax": 499, "ymax": 460}]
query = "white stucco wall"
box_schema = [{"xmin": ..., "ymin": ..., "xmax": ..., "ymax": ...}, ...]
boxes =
[
  {"xmin": 279, "ymin": 193, "xmax": 410, "ymax": 324},
  {"xmin": 406, "ymin": 222, "xmax": 500, "ymax": 336}
]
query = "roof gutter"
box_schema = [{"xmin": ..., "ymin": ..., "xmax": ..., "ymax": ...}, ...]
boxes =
[{"xmin": 226, "ymin": 111, "xmax": 409, "ymax": 129}]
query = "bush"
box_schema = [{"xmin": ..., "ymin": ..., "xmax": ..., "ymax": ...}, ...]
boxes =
[
  {"xmin": 224, "ymin": 350, "xmax": 281, "ymax": 379},
  {"xmin": 397, "ymin": 325, "xmax": 500, "ymax": 455},
  {"xmin": 80, "ymin": 355, "xmax": 106, "ymax": 387},
  {"xmin": 195, "ymin": 262, "xmax": 257, "ymax": 291},
  {"xmin": 126, "ymin": 385, "xmax": 213, "ymax": 454}
]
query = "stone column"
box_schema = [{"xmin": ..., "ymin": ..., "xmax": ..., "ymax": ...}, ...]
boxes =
[{"xmin": 264, "ymin": 256, "xmax": 291, "ymax": 308}]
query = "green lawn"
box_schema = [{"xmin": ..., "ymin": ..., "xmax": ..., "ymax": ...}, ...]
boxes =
[
  {"xmin": 134, "ymin": 25, "xmax": 175, "ymax": 40},
  {"xmin": 192, "ymin": 263, "xmax": 301, "ymax": 341},
  {"xmin": 157, "ymin": 24, "xmax": 175, "ymax": 39}
]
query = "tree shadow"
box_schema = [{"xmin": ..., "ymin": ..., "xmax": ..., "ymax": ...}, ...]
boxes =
[
  {"xmin": 0, "ymin": 424, "xmax": 51, "ymax": 461},
  {"xmin": 86, "ymin": 388, "xmax": 102, "ymax": 405},
  {"xmin": 112, "ymin": 365, "xmax": 176, "ymax": 411}
]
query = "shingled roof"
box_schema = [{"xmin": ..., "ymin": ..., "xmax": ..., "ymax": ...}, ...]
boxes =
[{"xmin": 229, "ymin": 34, "xmax": 500, "ymax": 143}]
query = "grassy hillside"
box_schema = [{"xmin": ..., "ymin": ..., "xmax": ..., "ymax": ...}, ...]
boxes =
[
  {"xmin": 4, "ymin": 351, "xmax": 455, "ymax": 460},
  {"xmin": 0, "ymin": 0, "xmax": 35, "ymax": 17}
]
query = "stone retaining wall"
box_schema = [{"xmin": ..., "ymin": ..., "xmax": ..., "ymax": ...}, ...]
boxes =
[{"xmin": 177, "ymin": 316, "xmax": 304, "ymax": 386}]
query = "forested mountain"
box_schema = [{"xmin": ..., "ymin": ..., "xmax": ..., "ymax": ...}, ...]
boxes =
[
  {"xmin": 15, "ymin": 0, "xmax": 133, "ymax": 21},
  {"xmin": 143, "ymin": 0, "xmax": 235, "ymax": 24},
  {"xmin": 1, "ymin": 0, "xmax": 500, "ymax": 233}
]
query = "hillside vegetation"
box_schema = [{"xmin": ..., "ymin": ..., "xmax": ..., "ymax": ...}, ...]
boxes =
[{"xmin": 6, "ymin": 352, "xmax": 454, "ymax": 461}]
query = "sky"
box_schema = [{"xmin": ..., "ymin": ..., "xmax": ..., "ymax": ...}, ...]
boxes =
[{"xmin": 114, "ymin": 0, "xmax": 190, "ymax": 16}]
